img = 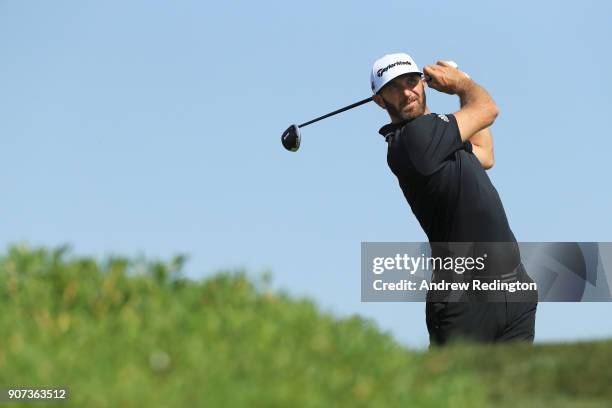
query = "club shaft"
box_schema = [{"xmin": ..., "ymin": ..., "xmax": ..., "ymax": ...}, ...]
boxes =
[{"xmin": 298, "ymin": 96, "xmax": 373, "ymax": 128}]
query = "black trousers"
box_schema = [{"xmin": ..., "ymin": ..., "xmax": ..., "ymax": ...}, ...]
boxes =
[
  {"xmin": 426, "ymin": 298, "xmax": 538, "ymax": 346},
  {"xmin": 425, "ymin": 264, "xmax": 538, "ymax": 346}
]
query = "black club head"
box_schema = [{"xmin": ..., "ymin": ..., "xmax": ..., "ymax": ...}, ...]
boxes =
[{"xmin": 281, "ymin": 124, "xmax": 300, "ymax": 152}]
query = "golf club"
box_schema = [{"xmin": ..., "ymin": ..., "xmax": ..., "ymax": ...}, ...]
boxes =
[
  {"xmin": 281, "ymin": 96, "xmax": 373, "ymax": 152},
  {"xmin": 281, "ymin": 61, "xmax": 466, "ymax": 152}
]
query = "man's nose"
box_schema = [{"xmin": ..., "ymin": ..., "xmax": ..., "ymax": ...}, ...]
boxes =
[{"xmin": 402, "ymin": 88, "xmax": 415, "ymax": 99}]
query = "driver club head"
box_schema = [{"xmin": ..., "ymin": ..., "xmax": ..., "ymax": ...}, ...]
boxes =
[{"xmin": 281, "ymin": 124, "xmax": 301, "ymax": 152}]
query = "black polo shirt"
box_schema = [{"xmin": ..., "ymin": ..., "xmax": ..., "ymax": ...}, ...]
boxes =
[{"xmin": 379, "ymin": 113, "xmax": 517, "ymax": 244}]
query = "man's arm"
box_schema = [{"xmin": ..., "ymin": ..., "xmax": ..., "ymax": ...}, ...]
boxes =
[
  {"xmin": 424, "ymin": 60, "xmax": 497, "ymax": 169},
  {"xmin": 469, "ymin": 127, "xmax": 494, "ymax": 170},
  {"xmin": 453, "ymin": 80, "xmax": 499, "ymax": 142},
  {"xmin": 424, "ymin": 61, "xmax": 499, "ymax": 142}
]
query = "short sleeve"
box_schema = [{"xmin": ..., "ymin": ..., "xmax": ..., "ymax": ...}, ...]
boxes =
[{"xmin": 397, "ymin": 113, "xmax": 464, "ymax": 175}]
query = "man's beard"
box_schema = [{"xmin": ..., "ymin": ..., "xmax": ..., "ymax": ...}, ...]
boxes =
[{"xmin": 383, "ymin": 92, "xmax": 427, "ymax": 122}]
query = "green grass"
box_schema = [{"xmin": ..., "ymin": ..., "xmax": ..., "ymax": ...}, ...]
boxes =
[{"xmin": 0, "ymin": 245, "xmax": 610, "ymax": 407}]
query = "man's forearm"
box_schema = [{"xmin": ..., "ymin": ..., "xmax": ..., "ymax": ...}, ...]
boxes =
[
  {"xmin": 456, "ymin": 81, "xmax": 495, "ymax": 149},
  {"xmin": 470, "ymin": 127, "xmax": 493, "ymax": 149},
  {"xmin": 457, "ymin": 83, "xmax": 495, "ymax": 169},
  {"xmin": 457, "ymin": 80, "xmax": 498, "ymax": 118},
  {"xmin": 469, "ymin": 127, "xmax": 494, "ymax": 169}
]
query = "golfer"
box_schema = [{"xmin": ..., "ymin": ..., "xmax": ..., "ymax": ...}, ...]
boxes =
[{"xmin": 371, "ymin": 53, "xmax": 537, "ymax": 346}]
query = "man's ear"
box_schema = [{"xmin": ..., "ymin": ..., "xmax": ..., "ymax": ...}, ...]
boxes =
[{"xmin": 373, "ymin": 94, "xmax": 386, "ymax": 110}]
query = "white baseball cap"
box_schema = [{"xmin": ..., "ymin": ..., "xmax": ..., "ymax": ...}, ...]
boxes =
[{"xmin": 370, "ymin": 53, "xmax": 422, "ymax": 94}]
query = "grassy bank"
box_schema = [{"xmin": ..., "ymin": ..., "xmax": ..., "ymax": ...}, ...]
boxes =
[{"xmin": 0, "ymin": 245, "xmax": 610, "ymax": 407}]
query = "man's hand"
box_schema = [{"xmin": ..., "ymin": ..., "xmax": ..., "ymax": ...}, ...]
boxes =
[{"xmin": 423, "ymin": 61, "xmax": 472, "ymax": 95}]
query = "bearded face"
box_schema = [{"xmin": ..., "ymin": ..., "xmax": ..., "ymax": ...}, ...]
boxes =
[{"xmin": 375, "ymin": 73, "xmax": 427, "ymax": 122}]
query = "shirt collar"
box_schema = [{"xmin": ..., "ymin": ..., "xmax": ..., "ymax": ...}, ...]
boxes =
[{"xmin": 378, "ymin": 117, "xmax": 415, "ymax": 137}]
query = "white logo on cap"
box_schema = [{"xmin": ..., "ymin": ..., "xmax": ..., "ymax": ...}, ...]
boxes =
[{"xmin": 437, "ymin": 114, "xmax": 449, "ymax": 123}]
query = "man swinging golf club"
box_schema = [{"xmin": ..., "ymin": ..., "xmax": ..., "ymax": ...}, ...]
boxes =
[{"xmin": 371, "ymin": 53, "xmax": 538, "ymax": 346}]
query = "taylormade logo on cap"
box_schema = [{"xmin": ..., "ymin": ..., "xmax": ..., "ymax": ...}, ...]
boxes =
[
  {"xmin": 377, "ymin": 60, "xmax": 412, "ymax": 77},
  {"xmin": 370, "ymin": 53, "xmax": 422, "ymax": 94}
]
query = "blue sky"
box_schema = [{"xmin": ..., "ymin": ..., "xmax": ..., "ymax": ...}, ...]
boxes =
[{"xmin": 1, "ymin": 0, "xmax": 611, "ymax": 348}]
